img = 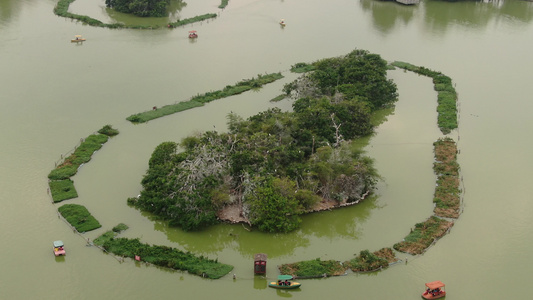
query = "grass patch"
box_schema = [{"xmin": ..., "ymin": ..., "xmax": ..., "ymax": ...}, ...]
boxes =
[
  {"xmin": 393, "ymin": 216, "xmax": 453, "ymax": 255},
  {"xmin": 168, "ymin": 13, "xmax": 217, "ymax": 28},
  {"xmin": 127, "ymin": 73, "xmax": 284, "ymax": 123},
  {"xmin": 433, "ymin": 137, "xmax": 461, "ymax": 218},
  {"xmin": 279, "ymin": 258, "xmax": 346, "ymax": 278},
  {"xmin": 58, "ymin": 204, "xmax": 102, "ymax": 232},
  {"xmin": 49, "ymin": 179, "xmax": 78, "ymax": 203},
  {"xmin": 390, "ymin": 61, "xmax": 458, "ymax": 134},
  {"xmin": 94, "ymin": 234, "xmax": 233, "ymax": 279},
  {"xmin": 345, "ymin": 248, "xmax": 398, "ymax": 272}
]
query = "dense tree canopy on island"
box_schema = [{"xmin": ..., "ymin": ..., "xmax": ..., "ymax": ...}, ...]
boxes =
[
  {"xmin": 105, "ymin": 0, "xmax": 171, "ymax": 17},
  {"xmin": 128, "ymin": 49, "xmax": 397, "ymax": 232}
]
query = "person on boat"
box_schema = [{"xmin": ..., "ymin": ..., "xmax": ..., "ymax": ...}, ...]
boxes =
[
  {"xmin": 278, "ymin": 280, "xmax": 282, "ymax": 286},
  {"xmin": 284, "ymin": 280, "xmax": 289, "ymax": 286}
]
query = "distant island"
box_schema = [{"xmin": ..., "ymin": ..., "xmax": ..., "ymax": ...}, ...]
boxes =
[
  {"xmin": 105, "ymin": 0, "xmax": 172, "ymax": 17},
  {"xmin": 128, "ymin": 49, "xmax": 398, "ymax": 232}
]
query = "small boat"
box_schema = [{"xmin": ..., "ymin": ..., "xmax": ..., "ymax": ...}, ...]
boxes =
[
  {"xmin": 53, "ymin": 240, "xmax": 66, "ymax": 256},
  {"xmin": 188, "ymin": 30, "xmax": 198, "ymax": 39},
  {"xmin": 422, "ymin": 280, "xmax": 446, "ymax": 299},
  {"xmin": 279, "ymin": 19, "xmax": 286, "ymax": 26},
  {"xmin": 269, "ymin": 275, "xmax": 301, "ymax": 289},
  {"xmin": 71, "ymin": 35, "xmax": 86, "ymax": 42}
]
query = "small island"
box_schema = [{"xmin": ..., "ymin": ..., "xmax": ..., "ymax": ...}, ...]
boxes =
[{"xmin": 128, "ymin": 49, "xmax": 398, "ymax": 232}]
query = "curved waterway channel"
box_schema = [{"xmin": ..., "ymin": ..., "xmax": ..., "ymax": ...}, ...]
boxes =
[{"xmin": 1, "ymin": 0, "xmax": 533, "ymax": 299}]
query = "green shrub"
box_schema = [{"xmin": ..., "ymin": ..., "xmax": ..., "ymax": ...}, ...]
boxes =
[
  {"xmin": 113, "ymin": 223, "xmax": 129, "ymax": 232},
  {"xmin": 98, "ymin": 125, "xmax": 119, "ymax": 137},
  {"xmin": 58, "ymin": 204, "xmax": 102, "ymax": 232},
  {"xmin": 49, "ymin": 179, "xmax": 78, "ymax": 202}
]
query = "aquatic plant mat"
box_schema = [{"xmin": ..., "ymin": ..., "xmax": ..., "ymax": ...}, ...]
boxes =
[
  {"xmin": 94, "ymin": 229, "xmax": 233, "ymax": 279},
  {"xmin": 279, "ymin": 258, "xmax": 346, "ymax": 278},
  {"xmin": 433, "ymin": 137, "xmax": 461, "ymax": 218},
  {"xmin": 280, "ymin": 248, "xmax": 399, "ymax": 277},
  {"xmin": 345, "ymin": 248, "xmax": 399, "ymax": 272},
  {"xmin": 49, "ymin": 179, "xmax": 78, "ymax": 203},
  {"xmin": 48, "ymin": 125, "xmax": 119, "ymax": 202},
  {"xmin": 393, "ymin": 216, "xmax": 453, "ymax": 255},
  {"xmin": 390, "ymin": 61, "xmax": 458, "ymax": 134},
  {"xmin": 58, "ymin": 204, "xmax": 102, "ymax": 232},
  {"xmin": 168, "ymin": 13, "xmax": 217, "ymax": 28},
  {"xmin": 126, "ymin": 73, "xmax": 284, "ymax": 123}
]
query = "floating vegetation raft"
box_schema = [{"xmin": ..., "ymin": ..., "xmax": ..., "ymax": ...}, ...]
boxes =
[
  {"xmin": 279, "ymin": 258, "xmax": 346, "ymax": 278},
  {"xmin": 49, "ymin": 179, "xmax": 78, "ymax": 203},
  {"xmin": 433, "ymin": 137, "xmax": 461, "ymax": 218},
  {"xmin": 48, "ymin": 134, "xmax": 109, "ymax": 181},
  {"xmin": 345, "ymin": 248, "xmax": 398, "ymax": 273},
  {"xmin": 393, "ymin": 216, "xmax": 453, "ymax": 255},
  {"xmin": 390, "ymin": 61, "xmax": 458, "ymax": 134},
  {"xmin": 168, "ymin": 13, "xmax": 217, "ymax": 28},
  {"xmin": 290, "ymin": 62, "xmax": 316, "ymax": 73},
  {"xmin": 48, "ymin": 125, "xmax": 119, "ymax": 203},
  {"xmin": 58, "ymin": 204, "xmax": 102, "ymax": 232},
  {"xmin": 218, "ymin": 0, "xmax": 229, "ymax": 9},
  {"xmin": 94, "ymin": 233, "xmax": 233, "ymax": 279},
  {"xmin": 126, "ymin": 73, "xmax": 284, "ymax": 123}
]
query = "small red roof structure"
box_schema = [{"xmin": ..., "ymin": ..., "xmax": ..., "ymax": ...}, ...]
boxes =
[
  {"xmin": 254, "ymin": 253, "xmax": 267, "ymax": 274},
  {"xmin": 425, "ymin": 281, "xmax": 445, "ymax": 290}
]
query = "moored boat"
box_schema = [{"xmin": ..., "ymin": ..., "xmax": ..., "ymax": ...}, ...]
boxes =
[
  {"xmin": 71, "ymin": 35, "xmax": 86, "ymax": 42},
  {"xmin": 422, "ymin": 280, "xmax": 446, "ymax": 299},
  {"xmin": 188, "ymin": 30, "xmax": 198, "ymax": 39},
  {"xmin": 268, "ymin": 275, "xmax": 301, "ymax": 289},
  {"xmin": 53, "ymin": 240, "xmax": 66, "ymax": 256}
]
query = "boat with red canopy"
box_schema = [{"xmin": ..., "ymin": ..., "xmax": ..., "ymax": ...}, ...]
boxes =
[
  {"xmin": 422, "ymin": 280, "xmax": 446, "ymax": 299},
  {"xmin": 188, "ymin": 31, "xmax": 198, "ymax": 39}
]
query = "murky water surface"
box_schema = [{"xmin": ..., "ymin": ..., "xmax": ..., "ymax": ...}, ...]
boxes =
[{"xmin": 1, "ymin": 0, "xmax": 533, "ymax": 299}]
